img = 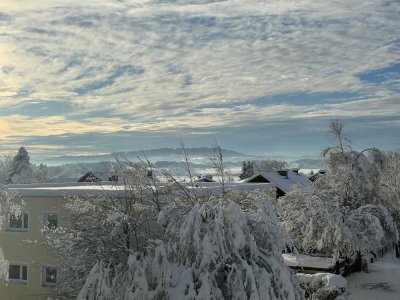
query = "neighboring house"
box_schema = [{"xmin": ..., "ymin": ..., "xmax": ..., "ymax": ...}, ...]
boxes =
[
  {"xmin": 245, "ymin": 170, "xmax": 311, "ymax": 198},
  {"xmin": 77, "ymin": 169, "xmax": 156, "ymax": 183},
  {"xmin": 77, "ymin": 171, "xmax": 118, "ymax": 182},
  {"xmin": 0, "ymin": 181, "xmax": 275, "ymax": 299},
  {"xmin": 194, "ymin": 176, "xmax": 216, "ymax": 183}
]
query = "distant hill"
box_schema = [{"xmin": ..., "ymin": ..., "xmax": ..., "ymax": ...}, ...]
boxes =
[{"xmin": 43, "ymin": 147, "xmax": 253, "ymax": 165}]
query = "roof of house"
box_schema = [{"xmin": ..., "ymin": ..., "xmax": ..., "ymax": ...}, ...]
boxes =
[
  {"xmin": 245, "ymin": 170, "xmax": 311, "ymax": 193},
  {"xmin": 195, "ymin": 177, "xmax": 216, "ymax": 183},
  {"xmin": 77, "ymin": 171, "xmax": 114, "ymax": 182},
  {"xmin": 5, "ymin": 181, "xmax": 275, "ymax": 198},
  {"xmin": 186, "ymin": 182, "xmax": 275, "ymax": 197}
]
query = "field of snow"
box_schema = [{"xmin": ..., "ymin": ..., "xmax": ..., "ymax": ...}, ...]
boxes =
[{"xmin": 347, "ymin": 252, "xmax": 400, "ymax": 299}]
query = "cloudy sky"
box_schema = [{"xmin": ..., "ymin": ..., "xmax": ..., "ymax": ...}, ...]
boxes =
[{"xmin": 0, "ymin": 0, "xmax": 399, "ymax": 159}]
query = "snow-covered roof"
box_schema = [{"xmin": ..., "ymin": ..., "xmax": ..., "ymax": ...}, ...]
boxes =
[
  {"xmin": 282, "ymin": 253, "xmax": 343, "ymax": 269},
  {"xmin": 77, "ymin": 171, "xmax": 114, "ymax": 182},
  {"xmin": 245, "ymin": 171, "xmax": 311, "ymax": 194},
  {"xmin": 309, "ymin": 170, "xmax": 326, "ymax": 182},
  {"xmin": 6, "ymin": 181, "xmax": 275, "ymax": 198},
  {"xmin": 7, "ymin": 182, "xmax": 122, "ymax": 197},
  {"xmin": 186, "ymin": 183, "xmax": 275, "ymax": 197}
]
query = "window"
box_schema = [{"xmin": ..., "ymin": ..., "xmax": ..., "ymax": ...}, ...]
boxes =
[
  {"xmin": 9, "ymin": 264, "xmax": 28, "ymax": 283},
  {"xmin": 42, "ymin": 266, "xmax": 57, "ymax": 286},
  {"xmin": 7, "ymin": 213, "xmax": 28, "ymax": 231},
  {"xmin": 43, "ymin": 213, "xmax": 58, "ymax": 229}
]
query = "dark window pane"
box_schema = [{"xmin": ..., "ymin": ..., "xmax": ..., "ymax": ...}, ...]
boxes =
[
  {"xmin": 22, "ymin": 266, "xmax": 27, "ymax": 280},
  {"xmin": 45, "ymin": 267, "xmax": 57, "ymax": 284},
  {"xmin": 23, "ymin": 213, "xmax": 28, "ymax": 228},
  {"xmin": 9, "ymin": 265, "xmax": 21, "ymax": 280},
  {"xmin": 9, "ymin": 215, "xmax": 23, "ymax": 228},
  {"xmin": 46, "ymin": 214, "xmax": 58, "ymax": 229}
]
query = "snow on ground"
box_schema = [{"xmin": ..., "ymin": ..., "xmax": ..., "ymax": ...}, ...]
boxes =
[{"xmin": 347, "ymin": 252, "xmax": 400, "ymax": 300}]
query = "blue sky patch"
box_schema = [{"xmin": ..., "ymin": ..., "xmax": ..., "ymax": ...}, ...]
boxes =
[
  {"xmin": 359, "ymin": 63, "xmax": 400, "ymax": 90},
  {"xmin": 74, "ymin": 64, "xmax": 145, "ymax": 95}
]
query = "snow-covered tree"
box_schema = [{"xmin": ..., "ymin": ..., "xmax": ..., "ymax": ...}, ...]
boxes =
[
  {"xmin": 32, "ymin": 163, "xmax": 53, "ymax": 183},
  {"xmin": 279, "ymin": 186, "xmax": 398, "ymax": 257},
  {"xmin": 8, "ymin": 147, "xmax": 33, "ymax": 184},
  {"xmin": 2, "ymin": 148, "xmax": 52, "ymax": 184},
  {"xmin": 319, "ymin": 149, "xmax": 384, "ymax": 209},
  {"xmin": 48, "ymin": 144, "xmax": 305, "ymax": 299},
  {"xmin": 278, "ymin": 187, "xmax": 349, "ymax": 256},
  {"xmin": 78, "ymin": 190, "xmax": 304, "ymax": 300},
  {"xmin": 253, "ymin": 160, "xmax": 289, "ymax": 173},
  {"xmin": 320, "ymin": 120, "xmax": 385, "ymax": 209},
  {"xmin": 278, "ymin": 121, "xmax": 399, "ymax": 257},
  {"xmin": 0, "ymin": 156, "xmax": 12, "ymax": 184},
  {"xmin": 44, "ymin": 160, "xmax": 166, "ymax": 297},
  {"xmin": 239, "ymin": 160, "xmax": 288, "ymax": 180},
  {"xmin": 379, "ymin": 151, "xmax": 400, "ymax": 228}
]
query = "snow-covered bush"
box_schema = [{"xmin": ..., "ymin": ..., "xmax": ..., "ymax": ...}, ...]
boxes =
[
  {"xmin": 310, "ymin": 286, "xmax": 346, "ymax": 300},
  {"xmin": 297, "ymin": 273, "xmax": 348, "ymax": 300},
  {"xmin": 77, "ymin": 190, "xmax": 304, "ymax": 300},
  {"xmin": 344, "ymin": 204, "xmax": 398, "ymax": 255}
]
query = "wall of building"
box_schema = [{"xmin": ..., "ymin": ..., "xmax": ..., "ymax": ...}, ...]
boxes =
[{"xmin": 0, "ymin": 196, "xmax": 64, "ymax": 300}]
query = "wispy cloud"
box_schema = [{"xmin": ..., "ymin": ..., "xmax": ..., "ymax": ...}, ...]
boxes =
[{"xmin": 0, "ymin": 0, "xmax": 399, "ymax": 156}]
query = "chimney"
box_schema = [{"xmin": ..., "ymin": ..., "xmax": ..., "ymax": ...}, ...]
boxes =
[{"xmin": 277, "ymin": 170, "xmax": 288, "ymax": 178}]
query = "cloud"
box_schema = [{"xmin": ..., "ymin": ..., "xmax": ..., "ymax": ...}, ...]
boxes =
[{"xmin": 0, "ymin": 0, "xmax": 399, "ymax": 156}]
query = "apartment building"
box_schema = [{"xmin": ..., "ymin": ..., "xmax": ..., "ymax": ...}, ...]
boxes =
[
  {"xmin": 0, "ymin": 183, "xmax": 116, "ymax": 300},
  {"xmin": 0, "ymin": 181, "xmax": 276, "ymax": 299}
]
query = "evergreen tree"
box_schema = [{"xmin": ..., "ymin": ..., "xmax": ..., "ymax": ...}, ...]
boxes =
[
  {"xmin": 8, "ymin": 147, "xmax": 33, "ymax": 184},
  {"xmin": 239, "ymin": 161, "xmax": 255, "ymax": 180}
]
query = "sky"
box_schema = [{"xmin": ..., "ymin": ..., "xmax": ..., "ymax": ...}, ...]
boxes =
[{"xmin": 0, "ymin": 0, "xmax": 399, "ymax": 160}]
